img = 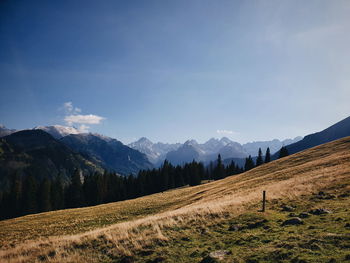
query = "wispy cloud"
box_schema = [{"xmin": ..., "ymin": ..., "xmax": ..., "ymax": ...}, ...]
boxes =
[
  {"xmin": 62, "ymin": 101, "xmax": 81, "ymax": 114},
  {"xmin": 216, "ymin": 129, "xmax": 238, "ymax": 136},
  {"xmin": 64, "ymin": 114, "xmax": 105, "ymax": 125},
  {"xmin": 77, "ymin": 124, "xmax": 90, "ymax": 133},
  {"xmin": 61, "ymin": 102, "xmax": 105, "ymax": 132}
]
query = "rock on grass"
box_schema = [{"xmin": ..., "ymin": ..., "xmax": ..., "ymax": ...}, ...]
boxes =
[
  {"xmin": 282, "ymin": 217, "xmax": 303, "ymax": 226},
  {"xmin": 309, "ymin": 208, "xmax": 331, "ymax": 215},
  {"xmin": 200, "ymin": 250, "xmax": 230, "ymax": 262},
  {"xmin": 281, "ymin": 205, "xmax": 295, "ymax": 212},
  {"xmin": 299, "ymin": 212, "xmax": 311, "ymax": 218}
]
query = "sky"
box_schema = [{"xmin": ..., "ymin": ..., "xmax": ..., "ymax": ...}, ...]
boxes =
[{"xmin": 1, "ymin": 0, "xmax": 350, "ymax": 144}]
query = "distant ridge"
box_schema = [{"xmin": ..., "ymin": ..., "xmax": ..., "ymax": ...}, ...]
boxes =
[
  {"xmin": 0, "ymin": 130, "xmax": 101, "ymax": 189},
  {"xmin": 0, "ymin": 125, "xmax": 17, "ymax": 137},
  {"xmin": 129, "ymin": 136, "xmax": 302, "ymax": 166},
  {"xmin": 34, "ymin": 125, "xmax": 80, "ymax": 139},
  {"xmin": 273, "ymin": 116, "xmax": 350, "ymax": 158},
  {"xmin": 61, "ymin": 133, "xmax": 153, "ymax": 175}
]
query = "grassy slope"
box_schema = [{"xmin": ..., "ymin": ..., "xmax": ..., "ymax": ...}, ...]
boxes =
[{"xmin": 0, "ymin": 136, "xmax": 350, "ymax": 262}]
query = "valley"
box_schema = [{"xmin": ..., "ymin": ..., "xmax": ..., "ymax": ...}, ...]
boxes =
[{"xmin": 1, "ymin": 136, "xmax": 349, "ymax": 262}]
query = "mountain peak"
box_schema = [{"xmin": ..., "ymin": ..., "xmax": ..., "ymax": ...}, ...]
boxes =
[
  {"xmin": 34, "ymin": 125, "xmax": 80, "ymax": 139},
  {"xmin": 138, "ymin": 137, "xmax": 153, "ymax": 144},
  {"xmin": 220, "ymin": 137, "xmax": 232, "ymax": 144},
  {"xmin": 184, "ymin": 139, "xmax": 198, "ymax": 146},
  {"xmin": 0, "ymin": 125, "xmax": 17, "ymax": 137}
]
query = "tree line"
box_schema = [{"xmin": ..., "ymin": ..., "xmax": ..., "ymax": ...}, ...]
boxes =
[
  {"xmin": 0, "ymin": 146, "xmax": 289, "ymax": 220},
  {"xmin": 244, "ymin": 146, "xmax": 289, "ymax": 171},
  {"xmin": 0, "ymin": 156, "xmax": 242, "ymax": 220}
]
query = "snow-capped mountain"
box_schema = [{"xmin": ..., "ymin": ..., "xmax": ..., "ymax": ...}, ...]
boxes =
[
  {"xmin": 130, "ymin": 136, "xmax": 303, "ymax": 166},
  {"xmin": 0, "ymin": 125, "xmax": 17, "ymax": 137},
  {"xmin": 201, "ymin": 137, "xmax": 242, "ymax": 155},
  {"xmin": 60, "ymin": 133, "xmax": 153, "ymax": 175},
  {"xmin": 242, "ymin": 137, "xmax": 303, "ymax": 156},
  {"xmin": 128, "ymin": 137, "xmax": 181, "ymax": 164},
  {"xmin": 34, "ymin": 125, "xmax": 81, "ymax": 139},
  {"xmin": 165, "ymin": 137, "xmax": 247, "ymax": 165}
]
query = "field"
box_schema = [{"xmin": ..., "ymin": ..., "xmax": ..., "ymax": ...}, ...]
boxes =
[{"xmin": 1, "ymin": 137, "xmax": 350, "ymax": 262}]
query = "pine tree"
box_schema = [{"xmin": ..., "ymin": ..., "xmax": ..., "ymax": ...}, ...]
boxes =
[
  {"xmin": 38, "ymin": 178, "xmax": 51, "ymax": 212},
  {"xmin": 22, "ymin": 175, "xmax": 38, "ymax": 215},
  {"xmin": 208, "ymin": 161, "xmax": 214, "ymax": 180},
  {"xmin": 160, "ymin": 160, "xmax": 170, "ymax": 191},
  {"xmin": 51, "ymin": 176, "xmax": 64, "ymax": 210},
  {"xmin": 244, "ymin": 155, "xmax": 255, "ymax": 171},
  {"xmin": 214, "ymin": 154, "xmax": 225, "ymax": 180},
  {"xmin": 226, "ymin": 160, "xmax": 236, "ymax": 176},
  {"xmin": 8, "ymin": 173, "xmax": 22, "ymax": 217},
  {"xmin": 278, "ymin": 146, "xmax": 289, "ymax": 159},
  {"xmin": 66, "ymin": 169, "xmax": 84, "ymax": 208},
  {"xmin": 256, "ymin": 148, "xmax": 263, "ymax": 166},
  {"xmin": 189, "ymin": 160, "xmax": 201, "ymax": 186},
  {"xmin": 264, "ymin": 147, "xmax": 271, "ymax": 163}
]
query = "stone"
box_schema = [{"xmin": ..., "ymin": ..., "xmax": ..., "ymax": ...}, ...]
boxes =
[
  {"xmin": 299, "ymin": 212, "xmax": 311, "ymax": 218},
  {"xmin": 282, "ymin": 217, "xmax": 303, "ymax": 226},
  {"xmin": 281, "ymin": 205, "xmax": 295, "ymax": 212},
  {"xmin": 228, "ymin": 224, "xmax": 242, "ymax": 231},
  {"xmin": 209, "ymin": 250, "xmax": 230, "ymax": 260},
  {"xmin": 309, "ymin": 208, "xmax": 331, "ymax": 215},
  {"xmin": 247, "ymin": 219, "xmax": 268, "ymax": 229},
  {"xmin": 201, "ymin": 250, "xmax": 232, "ymax": 263}
]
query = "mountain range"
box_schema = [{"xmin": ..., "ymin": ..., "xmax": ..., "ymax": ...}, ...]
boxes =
[
  {"xmin": 0, "ymin": 125, "xmax": 16, "ymax": 137},
  {"xmin": 128, "ymin": 137, "xmax": 181, "ymax": 164},
  {"xmin": 0, "ymin": 130, "xmax": 101, "ymax": 189},
  {"xmin": 129, "ymin": 136, "xmax": 302, "ymax": 166},
  {"xmin": 61, "ymin": 133, "xmax": 152, "ymax": 175},
  {"xmin": 0, "ymin": 125, "xmax": 303, "ymax": 167},
  {"xmin": 34, "ymin": 125, "xmax": 81, "ymax": 139},
  {"xmin": 0, "ymin": 126, "xmax": 153, "ymax": 181},
  {"xmin": 272, "ymin": 116, "xmax": 350, "ymax": 159},
  {"xmin": 1, "ymin": 115, "xmax": 350, "ymax": 188}
]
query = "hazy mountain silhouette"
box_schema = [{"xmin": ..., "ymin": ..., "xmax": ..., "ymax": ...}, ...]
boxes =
[
  {"xmin": 272, "ymin": 116, "xmax": 350, "ymax": 159},
  {"xmin": 0, "ymin": 130, "xmax": 100, "ymax": 189},
  {"xmin": 61, "ymin": 133, "xmax": 153, "ymax": 175}
]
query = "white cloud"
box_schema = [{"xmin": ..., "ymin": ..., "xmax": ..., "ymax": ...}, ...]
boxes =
[
  {"xmin": 216, "ymin": 129, "xmax": 235, "ymax": 135},
  {"xmin": 62, "ymin": 101, "xmax": 82, "ymax": 114},
  {"xmin": 61, "ymin": 102, "xmax": 105, "ymax": 132},
  {"xmin": 77, "ymin": 124, "xmax": 90, "ymax": 133},
  {"xmin": 65, "ymin": 114, "xmax": 105, "ymax": 125}
]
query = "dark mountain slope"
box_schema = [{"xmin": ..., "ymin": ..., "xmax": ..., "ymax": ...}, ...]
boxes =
[
  {"xmin": 61, "ymin": 134, "xmax": 153, "ymax": 175},
  {"xmin": 273, "ymin": 116, "xmax": 350, "ymax": 158},
  {"xmin": 0, "ymin": 125, "xmax": 16, "ymax": 137},
  {"xmin": 0, "ymin": 130, "xmax": 101, "ymax": 189}
]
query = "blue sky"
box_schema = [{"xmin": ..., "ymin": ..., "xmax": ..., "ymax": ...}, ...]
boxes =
[{"xmin": 1, "ymin": 0, "xmax": 349, "ymax": 144}]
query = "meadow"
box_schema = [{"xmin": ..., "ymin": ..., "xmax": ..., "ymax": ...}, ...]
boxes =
[{"xmin": 1, "ymin": 137, "xmax": 350, "ymax": 262}]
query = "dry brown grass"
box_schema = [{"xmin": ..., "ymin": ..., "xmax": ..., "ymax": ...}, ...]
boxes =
[{"xmin": 1, "ymin": 136, "xmax": 350, "ymax": 262}]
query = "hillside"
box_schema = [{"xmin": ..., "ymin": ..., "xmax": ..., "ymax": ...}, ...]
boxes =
[
  {"xmin": 0, "ymin": 136, "xmax": 350, "ymax": 262},
  {"xmin": 0, "ymin": 125, "xmax": 16, "ymax": 138},
  {"xmin": 0, "ymin": 130, "xmax": 101, "ymax": 190},
  {"xmin": 273, "ymin": 115, "xmax": 350, "ymax": 159},
  {"xmin": 34, "ymin": 125, "xmax": 80, "ymax": 139},
  {"xmin": 61, "ymin": 133, "xmax": 153, "ymax": 175}
]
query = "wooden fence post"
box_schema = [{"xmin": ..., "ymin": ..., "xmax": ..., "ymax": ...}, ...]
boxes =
[{"xmin": 262, "ymin": 190, "xmax": 266, "ymax": 212}]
